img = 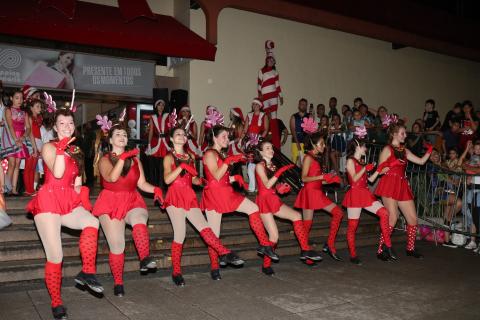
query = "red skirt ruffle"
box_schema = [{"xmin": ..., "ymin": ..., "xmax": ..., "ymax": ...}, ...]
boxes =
[
  {"xmin": 375, "ymin": 174, "xmax": 414, "ymax": 201},
  {"xmin": 92, "ymin": 189, "xmax": 147, "ymax": 220},
  {"xmin": 294, "ymin": 187, "xmax": 333, "ymax": 210},
  {"xmin": 342, "ymin": 187, "xmax": 377, "ymax": 208},
  {"xmin": 256, "ymin": 191, "xmax": 283, "ymax": 214},
  {"xmin": 164, "ymin": 186, "xmax": 199, "ymax": 211},
  {"xmin": 26, "ymin": 186, "xmax": 82, "ymax": 215},
  {"xmin": 200, "ymin": 185, "xmax": 245, "ymax": 214}
]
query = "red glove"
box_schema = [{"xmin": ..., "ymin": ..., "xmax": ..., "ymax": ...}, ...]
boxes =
[
  {"xmin": 365, "ymin": 163, "xmax": 375, "ymax": 172},
  {"xmin": 198, "ymin": 177, "xmax": 208, "ymax": 186},
  {"xmin": 376, "ymin": 161, "xmax": 389, "ymax": 173},
  {"xmin": 180, "ymin": 163, "xmax": 198, "ymax": 176},
  {"xmin": 56, "ymin": 137, "xmax": 73, "ymax": 155},
  {"xmin": 119, "ymin": 148, "xmax": 139, "ymax": 161},
  {"xmin": 323, "ymin": 172, "xmax": 335, "ymax": 181},
  {"xmin": 79, "ymin": 186, "xmax": 92, "ymax": 211},
  {"xmin": 389, "ymin": 159, "xmax": 405, "ymax": 168},
  {"xmin": 153, "ymin": 187, "xmax": 164, "ymax": 205},
  {"xmin": 232, "ymin": 175, "xmax": 249, "ymax": 189},
  {"xmin": 275, "ymin": 182, "xmax": 291, "ymax": 194},
  {"xmin": 224, "ymin": 154, "xmax": 246, "ymax": 165},
  {"xmin": 274, "ymin": 164, "xmax": 295, "ymax": 178},
  {"xmin": 324, "ymin": 173, "xmax": 341, "ymax": 184},
  {"xmin": 424, "ymin": 142, "xmax": 433, "ymax": 154}
]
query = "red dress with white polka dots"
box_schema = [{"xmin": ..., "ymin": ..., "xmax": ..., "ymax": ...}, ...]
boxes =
[
  {"xmin": 255, "ymin": 162, "xmax": 283, "ymax": 214},
  {"xmin": 163, "ymin": 153, "xmax": 199, "ymax": 211}
]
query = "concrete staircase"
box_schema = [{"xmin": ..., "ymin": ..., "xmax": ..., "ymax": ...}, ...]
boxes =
[{"xmin": 0, "ymin": 192, "xmax": 404, "ymax": 284}]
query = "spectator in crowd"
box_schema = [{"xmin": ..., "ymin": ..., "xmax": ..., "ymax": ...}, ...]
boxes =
[
  {"xmin": 406, "ymin": 122, "xmax": 425, "ymax": 157},
  {"xmin": 462, "ymin": 140, "xmax": 480, "ymax": 251},
  {"xmin": 315, "ymin": 104, "xmax": 325, "ymax": 123},
  {"xmin": 443, "ymin": 120, "xmax": 461, "ymax": 154},
  {"xmin": 353, "ymin": 97, "xmax": 363, "ymax": 111},
  {"xmin": 441, "ymin": 102, "xmax": 463, "ymax": 131},
  {"xmin": 328, "ymin": 97, "xmax": 339, "ymax": 118},
  {"xmin": 459, "ymin": 100, "xmax": 477, "ymax": 152},
  {"xmin": 79, "ymin": 122, "xmax": 96, "ymax": 188},
  {"xmin": 372, "ymin": 106, "xmax": 389, "ymax": 145},
  {"xmin": 289, "ymin": 98, "xmax": 309, "ymax": 165},
  {"xmin": 423, "ymin": 99, "xmax": 441, "ymax": 145},
  {"xmin": 328, "ymin": 114, "xmax": 346, "ymax": 175}
]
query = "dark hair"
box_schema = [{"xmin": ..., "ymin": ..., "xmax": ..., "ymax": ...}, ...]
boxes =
[
  {"xmin": 329, "ymin": 97, "xmax": 337, "ymax": 102},
  {"xmin": 304, "ymin": 132, "xmax": 326, "ymax": 152},
  {"xmin": 447, "ymin": 147, "xmax": 458, "ymax": 155},
  {"xmin": 206, "ymin": 124, "xmax": 229, "ymax": 147},
  {"xmin": 26, "ymin": 98, "xmax": 44, "ymax": 116},
  {"xmin": 108, "ymin": 124, "xmax": 132, "ymax": 177},
  {"xmin": 354, "ymin": 97, "xmax": 363, "ymax": 104},
  {"xmin": 299, "ymin": 98, "xmax": 307, "ymax": 104},
  {"xmin": 453, "ymin": 102, "xmax": 462, "ymax": 109},
  {"xmin": 388, "ymin": 123, "xmax": 407, "ymax": 144},
  {"xmin": 168, "ymin": 125, "xmax": 186, "ymax": 148},
  {"xmin": 450, "ymin": 119, "xmax": 461, "ymax": 126},
  {"xmin": 463, "ymin": 100, "xmax": 473, "ymax": 108},
  {"xmin": 425, "ymin": 99, "xmax": 435, "ymax": 107},
  {"xmin": 253, "ymin": 140, "xmax": 272, "ymax": 163},
  {"xmin": 346, "ymin": 138, "xmax": 366, "ymax": 159},
  {"xmin": 58, "ymin": 51, "xmax": 75, "ymax": 74}
]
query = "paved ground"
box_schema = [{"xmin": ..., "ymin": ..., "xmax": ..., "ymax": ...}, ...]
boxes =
[{"xmin": 0, "ymin": 242, "xmax": 479, "ymax": 320}]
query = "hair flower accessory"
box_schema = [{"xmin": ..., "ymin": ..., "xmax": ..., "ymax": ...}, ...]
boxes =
[
  {"xmin": 301, "ymin": 117, "xmax": 318, "ymax": 134},
  {"xmin": 354, "ymin": 126, "xmax": 368, "ymax": 139},
  {"xmin": 168, "ymin": 108, "xmax": 178, "ymax": 129},
  {"xmin": 96, "ymin": 115, "xmax": 112, "ymax": 133},
  {"xmin": 382, "ymin": 114, "xmax": 398, "ymax": 128},
  {"xmin": 43, "ymin": 92, "xmax": 57, "ymax": 113},
  {"xmin": 245, "ymin": 133, "xmax": 260, "ymax": 149},
  {"xmin": 205, "ymin": 107, "xmax": 224, "ymax": 128}
]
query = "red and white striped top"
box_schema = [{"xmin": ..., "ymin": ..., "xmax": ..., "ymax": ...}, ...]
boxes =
[{"xmin": 257, "ymin": 66, "xmax": 282, "ymax": 100}]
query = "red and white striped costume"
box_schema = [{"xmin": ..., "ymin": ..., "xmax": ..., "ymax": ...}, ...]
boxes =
[
  {"xmin": 185, "ymin": 120, "xmax": 202, "ymax": 159},
  {"xmin": 146, "ymin": 113, "xmax": 170, "ymax": 157},
  {"xmin": 257, "ymin": 67, "xmax": 282, "ymax": 114}
]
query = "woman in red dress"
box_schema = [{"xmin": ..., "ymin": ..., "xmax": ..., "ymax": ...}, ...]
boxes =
[
  {"xmin": 164, "ymin": 126, "xmax": 244, "ymax": 285},
  {"xmin": 294, "ymin": 131, "xmax": 345, "ymax": 261},
  {"xmin": 255, "ymin": 141, "xmax": 321, "ymax": 275},
  {"xmin": 202, "ymin": 125, "xmax": 278, "ymax": 280},
  {"xmin": 342, "ymin": 137, "xmax": 396, "ymax": 264},
  {"xmin": 26, "ymin": 108, "xmax": 102, "ymax": 320},
  {"xmin": 92, "ymin": 118, "xmax": 164, "ymax": 297},
  {"xmin": 146, "ymin": 99, "xmax": 170, "ymax": 187},
  {"xmin": 375, "ymin": 122, "xmax": 432, "ymax": 258}
]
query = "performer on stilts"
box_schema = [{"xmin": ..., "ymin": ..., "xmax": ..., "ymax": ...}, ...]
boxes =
[
  {"xmin": 92, "ymin": 110, "xmax": 163, "ymax": 297},
  {"xmin": 294, "ymin": 118, "xmax": 345, "ymax": 261},
  {"xmin": 258, "ymin": 40, "xmax": 283, "ymax": 149},
  {"xmin": 26, "ymin": 93, "xmax": 103, "ymax": 320},
  {"xmin": 200, "ymin": 111, "xmax": 278, "ymax": 280},
  {"xmin": 163, "ymin": 113, "xmax": 244, "ymax": 285},
  {"xmin": 375, "ymin": 116, "xmax": 433, "ymax": 259},
  {"xmin": 255, "ymin": 139, "xmax": 322, "ymax": 275},
  {"xmin": 342, "ymin": 126, "xmax": 396, "ymax": 264}
]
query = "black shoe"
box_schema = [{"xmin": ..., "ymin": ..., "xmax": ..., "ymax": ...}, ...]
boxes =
[
  {"xmin": 383, "ymin": 245, "xmax": 397, "ymax": 261},
  {"xmin": 350, "ymin": 256, "xmax": 362, "ymax": 265},
  {"xmin": 257, "ymin": 245, "xmax": 279, "ymax": 261},
  {"xmin": 219, "ymin": 251, "xmax": 245, "ymax": 267},
  {"xmin": 52, "ymin": 305, "xmax": 67, "ymax": 320},
  {"xmin": 376, "ymin": 251, "xmax": 390, "ymax": 261},
  {"xmin": 114, "ymin": 285, "xmax": 124, "ymax": 297},
  {"xmin": 210, "ymin": 269, "xmax": 222, "ymax": 280},
  {"xmin": 262, "ymin": 266, "xmax": 275, "ymax": 276},
  {"xmin": 172, "ymin": 274, "xmax": 185, "ymax": 286},
  {"xmin": 406, "ymin": 249, "xmax": 424, "ymax": 259},
  {"xmin": 323, "ymin": 245, "xmax": 342, "ymax": 261},
  {"xmin": 300, "ymin": 250, "xmax": 323, "ymax": 261},
  {"xmin": 74, "ymin": 271, "xmax": 104, "ymax": 293},
  {"xmin": 140, "ymin": 256, "xmax": 157, "ymax": 272}
]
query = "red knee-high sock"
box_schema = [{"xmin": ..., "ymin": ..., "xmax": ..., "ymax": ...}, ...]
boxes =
[
  {"xmin": 262, "ymin": 242, "xmax": 277, "ymax": 268},
  {"xmin": 376, "ymin": 208, "xmax": 392, "ymax": 248},
  {"xmin": 327, "ymin": 207, "xmax": 344, "ymax": 254},
  {"xmin": 200, "ymin": 228, "xmax": 230, "ymax": 256},
  {"xmin": 79, "ymin": 227, "xmax": 98, "ymax": 274},
  {"xmin": 303, "ymin": 219, "xmax": 313, "ymax": 242},
  {"xmin": 171, "ymin": 241, "xmax": 183, "ymax": 275},
  {"xmin": 347, "ymin": 219, "xmax": 359, "ymax": 258},
  {"xmin": 293, "ymin": 220, "xmax": 310, "ymax": 251},
  {"xmin": 406, "ymin": 224, "xmax": 417, "ymax": 251},
  {"xmin": 45, "ymin": 261, "xmax": 63, "ymax": 307},
  {"xmin": 109, "ymin": 252, "xmax": 124, "ymax": 285},
  {"xmin": 248, "ymin": 212, "xmax": 270, "ymax": 246},
  {"xmin": 377, "ymin": 225, "xmax": 394, "ymax": 253},
  {"xmin": 208, "ymin": 247, "xmax": 219, "ymax": 271},
  {"xmin": 132, "ymin": 224, "xmax": 150, "ymax": 261},
  {"xmin": 23, "ymin": 156, "xmax": 38, "ymax": 194}
]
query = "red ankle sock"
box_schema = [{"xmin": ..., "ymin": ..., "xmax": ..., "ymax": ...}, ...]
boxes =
[
  {"xmin": 262, "ymin": 242, "xmax": 277, "ymax": 268},
  {"xmin": 406, "ymin": 224, "xmax": 417, "ymax": 251},
  {"xmin": 171, "ymin": 241, "xmax": 183, "ymax": 275},
  {"xmin": 109, "ymin": 252, "xmax": 124, "ymax": 285},
  {"xmin": 376, "ymin": 207, "xmax": 392, "ymax": 248},
  {"xmin": 248, "ymin": 212, "xmax": 270, "ymax": 246},
  {"xmin": 293, "ymin": 220, "xmax": 310, "ymax": 251},
  {"xmin": 303, "ymin": 219, "xmax": 313, "ymax": 240},
  {"xmin": 208, "ymin": 246, "xmax": 219, "ymax": 270},
  {"xmin": 45, "ymin": 261, "xmax": 63, "ymax": 307},
  {"xmin": 200, "ymin": 228, "xmax": 229, "ymax": 256},
  {"xmin": 347, "ymin": 219, "xmax": 359, "ymax": 257},
  {"xmin": 79, "ymin": 227, "xmax": 98, "ymax": 274},
  {"xmin": 327, "ymin": 207, "xmax": 343, "ymax": 254},
  {"xmin": 132, "ymin": 224, "xmax": 150, "ymax": 261}
]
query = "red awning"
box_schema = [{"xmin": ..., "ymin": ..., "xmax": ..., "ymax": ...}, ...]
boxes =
[{"xmin": 0, "ymin": 0, "xmax": 216, "ymax": 61}]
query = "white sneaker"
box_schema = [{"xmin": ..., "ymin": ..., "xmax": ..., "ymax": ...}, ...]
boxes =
[
  {"xmin": 474, "ymin": 247, "xmax": 480, "ymax": 253},
  {"xmin": 465, "ymin": 240, "xmax": 477, "ymax": 250}
]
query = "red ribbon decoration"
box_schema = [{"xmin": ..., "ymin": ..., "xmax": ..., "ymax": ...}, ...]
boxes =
[{"xmin": 38, "ymin": 0, "xmax": 156, "ymax": 22}]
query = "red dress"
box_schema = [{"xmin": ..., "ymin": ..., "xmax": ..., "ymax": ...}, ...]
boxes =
[
  {"xmin": 255, "ymin": 163, "xmax": 283, "ymax": 214},
  {"xmin": 92, "ymin": 156, "xmax": 147, "ymax": 220},
  {"xmin": 246, "ymin": 112, "xmax": 266, "ymax": 135},
  {"xmin": 148, "ymin": 114, "xmax": 170, "ymax": 158},
  {"xmin": 200, "ymin": 150, "xmax": 245, "ymax": 213},
  {"xmin": 342, "ymin": 158, "xmax": 377, "ymax": 208},
  {"xmin": 294, "ymin": 154, "xmax": 333, "ymax": 210},
  {"xmin": 375, "ymin": 145, "xmax": 414, "ymax": 201},
  {"xmin": 26, "ymin": 147, "xmax": 82, "ymax": 215},
  {"xmin": 163, "ymin": 154, "xmax": 199, "ymax": 211}
]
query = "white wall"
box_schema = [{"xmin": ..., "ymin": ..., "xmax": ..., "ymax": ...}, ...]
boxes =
[{"xmin": 189, "ymin": 8, "xmax": 480, "ymax": 127}]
